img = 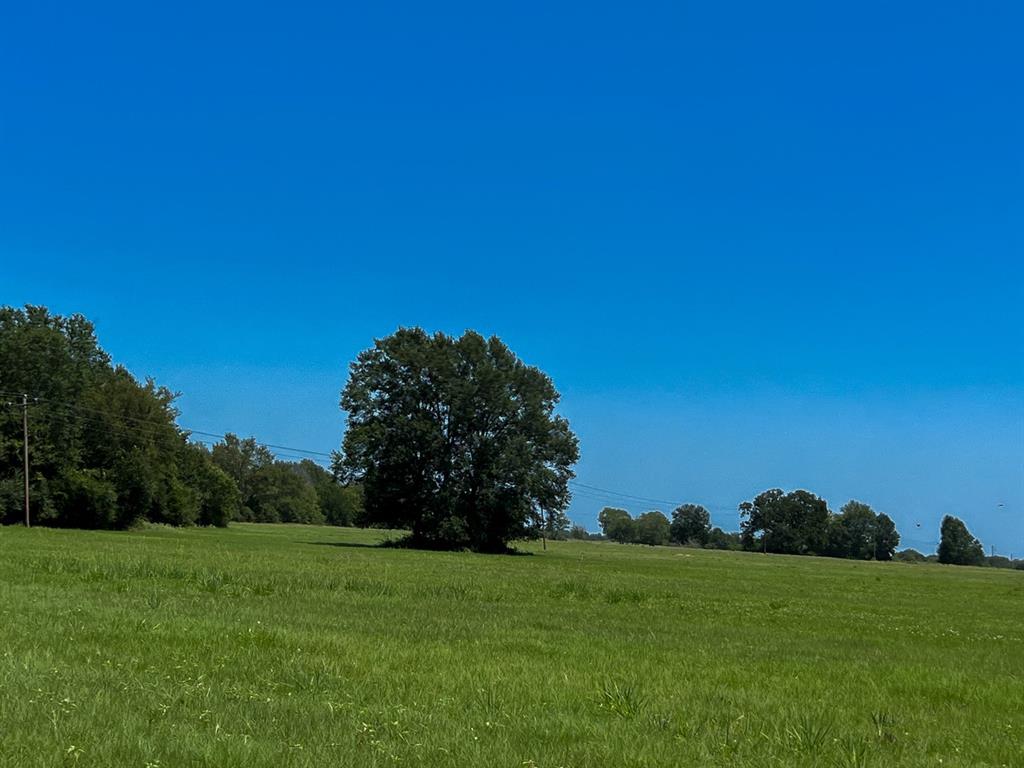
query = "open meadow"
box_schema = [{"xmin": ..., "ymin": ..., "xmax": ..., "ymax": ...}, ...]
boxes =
[{"xmin": 1, "ymin": 523, "xmax": 1021, "ymax": 767}]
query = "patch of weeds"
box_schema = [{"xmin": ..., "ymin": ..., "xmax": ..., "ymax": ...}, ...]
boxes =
[
  {"xmin": 550, "ymin": 578, "xmax": 592, "ymax": 600},
  {"xmin": 786, "ymin": 712, "xmax": 834, "ymax": 755},
  {"xmin": 603, "ymin": 587, "xmax": 647, "ymax": 605},
  {"xmin": 342, "ymin": 576, "xmax": 394, "ymax": 597},
  {"xmin": 422, "ymin": 582, "xmax": 476, "ymax": 601},
  {"xmin": 710, "ymin": 715, "xmax": 748, "ymax": 758},
  {"xmin": 870, "ymin": 711, "xmax": 898, "ymax": 744},
  {"xmin": 833, "ymin": 734, "xmax": 874, "ymax": 768},
  {"xmin": 597, "ymin": 679, "xmax": 648, "ymax": 718}
]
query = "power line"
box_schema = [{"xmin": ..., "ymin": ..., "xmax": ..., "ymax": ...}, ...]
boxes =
[
  {"xmin": 6, "ymin": 393, "xmax": 734, "ymax": 510},
  {"xmin": 2, "ymin": 394, "xmax": 336, "ymax": 461},
  {"xmin": 569, "ymin": 480, "xmax": 683, "ymax": 507},
  {"xmin": 11, "ymin": 393, "xmax": 736, "ymax": 505}
]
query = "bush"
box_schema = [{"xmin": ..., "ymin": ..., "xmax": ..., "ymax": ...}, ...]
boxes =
[{"xmin": 894, "ymin": 548, "xmax": 928, "ymax": 563}]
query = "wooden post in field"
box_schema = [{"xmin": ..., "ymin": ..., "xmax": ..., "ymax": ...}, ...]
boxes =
[{"xmin": 22, "ymin": 393, "xmax": 29, "ymax": 528}]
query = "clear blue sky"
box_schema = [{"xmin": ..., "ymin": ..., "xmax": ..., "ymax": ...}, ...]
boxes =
[{"xmin": 3, "ymin": 1, "xmax": 1022, "ymax": 553}]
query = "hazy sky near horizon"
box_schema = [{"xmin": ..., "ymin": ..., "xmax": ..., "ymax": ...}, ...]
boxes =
[{"xmin": 3, "ymin": 1, "xmax": 1022, "ymax": 551}]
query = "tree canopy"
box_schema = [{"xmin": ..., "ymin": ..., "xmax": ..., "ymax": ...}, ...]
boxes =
[
  {"xmin": 826, "ymin": 501, "xmax": 901, "ymax": 561},
  {"xmin": 634, "ymin": 510, "xmax": 671, "ymax": 546},
  {"xmin": 739, "ymin": 489, "xmax": 830, "ymax": 555},
  {"xmin": 0, "ymin": 305, "xmax": 237, "ymax": 527},
  {"xmin": 209, "ymin": 435, "xmax": 362, "ymax": 526},
  {"xmin": 736, "ymin": 490, "xmax": 900, "ymax": 560},
  {"xmin": 598, "ymin": 507, "xmax": 635, "ymax": 543},
  {"xmin": 337, "ymin": 328, "xmax": 579, "ymax": 552},
  {"xmin": 937, "ymin": 515, "xmax": 984, "ymax": 566},
  {"xmin": 670, "ymin": 504, "xmax": 711, "ymax": 546}
]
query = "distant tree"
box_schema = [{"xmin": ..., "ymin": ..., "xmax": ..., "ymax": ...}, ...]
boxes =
[
  {"xmin": 598, "ymin": 507, "xmax": 635, "ymax": 543},
  {"xmin": 670, "ymin": 503, "xmax": 711, "ymax": 546},
  {"xmin": 338, "ymin": 328, "xmax": 579, "ymax": 552},
  {"xmin": 894, "ymin": 548, "xmax": 927, "ymax": 563},
  {"xmin": 210, "ymin": 434, "xmax": 274, "ymax": 515},
  {"xmin": 937, "ymin": 515, "xmax": 984, "ymax": 566},
  {"xmin": 248, "ymin": 463, "xmax": 323, "ymax": 525},
  {"xmin": 542, "ymin": 508, "xmax": 571, "ymax": 540},
  {"xmin": 827, "ymin": 501, "xmax": 878, "ymax": 559},
  {"xmin": 180, "ymin": 444, "xmax": 241, "ymax": 527},
  {"xmin": 873, "ymin": 513, "xmax": 900, "ymax": 561},
  {"xmin": 739, "ymin": 489, "xmax": 830, "ymax": 555},
  {"xmin": 568, "ymin": 524, "xmax": 589, "ymax": 540},
  {"xmin": 634, "ymin": 510, "xmax": 671, "ymax": 546},
  {"xmin": 293, "ymin": 459, "xmax": 363, "ymax": 526},
  {"xmin": 986, "ymin": 555, "xmax": 1013, "ymax": 569},
  {"xmin": 705, "ymin": 527, "xmax": 742, "ymax": 550}
]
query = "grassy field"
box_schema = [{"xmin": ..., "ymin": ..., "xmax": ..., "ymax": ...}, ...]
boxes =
[{"xmin": 0, "ymin": 524, "xmax": 1021, "ymax": 767}]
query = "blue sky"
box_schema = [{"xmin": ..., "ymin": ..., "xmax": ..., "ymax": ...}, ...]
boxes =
[{"xmin": 2, "ymin": 1, "xmax": 1022, "ymax": 552}]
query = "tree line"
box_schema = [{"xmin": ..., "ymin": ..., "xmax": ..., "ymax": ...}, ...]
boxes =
[
  {"xmin": 0, "ymin": 306, "xmax": 362, "ymax": 529},
  {"xmin": 0, "ymin": 309, "xmax": 572, "ymax": 548},
  {"xmin": 1, "ymin": 305, "xmax": 1016, "ymax": 565},
  {"xmin": 596, "ymin": 493, "xmax": 900, "ymax": 561},
  {"xmin": 594, "ymin": 492, "xmax": 1017, "ymax": 569}
]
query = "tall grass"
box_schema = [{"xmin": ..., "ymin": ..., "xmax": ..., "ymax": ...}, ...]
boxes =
[{"xmin": 0, "ymin": 523, "xmax": 1021, "ymax": 766}]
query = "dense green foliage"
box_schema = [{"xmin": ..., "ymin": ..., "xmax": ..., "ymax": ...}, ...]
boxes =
[
  {"xmin": 706, "ymin": 526, "xmax": 743, "ymax": 550},
  {"xmin": 293, "ymin": 459, "xmax": 364, "ymax": 527},
  {"xmin": 895, "ymin": 548, "xmax": 928, "ymax": 563},
  {"xmin": 740, "ymin": 489, "xmax": 830, "ymax": 554},
  {"xmin": 739, "ymin": 490, "xmax": 900, "ymax": 560},
  {"xmin": 632, "ymin": 510, "xmax": 671, "ymax": 545},
  {"xmin": 0, "ymin": 306, "xmax": 238, "ymax": 528},
  {"xmin": 670, "ymin": 503, "xmax": 711, "ymax": 546},
  {"xmin": 339, "ymin": 328, "xmax": 579, "ymax": 552},
  {"xmin": 210, "ymin": 435, "xmax": 362, "ymax": 526},
  {"xmin": 600, "ymin": 493, "xmax": 904, "ymax": 563},
  {"xmin": 938, "ymin": 515, "xmax": 985, "ymax": 566},
  {"xmin": 825, "ymin": 501, "xmax": 901, "ymax": 561},
  {"xmin": 597, "ymin": 507, "xmax": 634, "ymax": 542},
  {"xmin": 1, "ymin": 524, "xmax": 1020, "ymax": 767}
]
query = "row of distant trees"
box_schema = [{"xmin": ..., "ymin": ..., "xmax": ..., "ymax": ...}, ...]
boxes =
[
  {"xmin": 209, "ymin": 435, "xmax": 363, "ymax": 526},
  {"xmin": 595, "ymin": 492, "xmax": 901, "ymax": 561},
  {"xmin": 1, "ymin": 309, "xmax": 574, "ymax": 547},
  {"xmin": 1, "ymin": 306, "xmax": 1016, "ymax": 565},
  {"xmin": 592, "ymin": 493, "xmax": 1014, "ymax": 569},
  {"xmin": 0, "ymin": 306, "xmax": 362, "ymax": 529}
]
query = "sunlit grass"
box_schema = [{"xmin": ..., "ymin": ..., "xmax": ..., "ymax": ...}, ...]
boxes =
[{"xmin": 1, "ymin": 523, "xmax": 1021, "ymax": 766}]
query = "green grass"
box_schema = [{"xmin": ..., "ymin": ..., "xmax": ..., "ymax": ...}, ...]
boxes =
[{"xmin": 1, "ymin": 524, "xmax": 1021, "ymax": 767}]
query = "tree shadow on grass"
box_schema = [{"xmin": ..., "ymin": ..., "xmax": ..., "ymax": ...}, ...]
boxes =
[{"xmin": 303, "ymin": 538, "xmax": 534, "ymax": 555}]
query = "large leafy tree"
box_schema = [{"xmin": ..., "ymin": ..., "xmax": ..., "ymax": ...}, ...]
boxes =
[
  {"xmin": 827, "ymin": 500, "xmax": 879, "ymax": 560},
  {"xmin": 937, "ymin": 515, "xmax": 984, "ymax": 566},
  {"xmin": 338, "ymin": 328, "xmax": 579, "ymax": 552},
  {"xmin": 670, "ymin": 503, "xmax": 711, "ymax": 546},
  {"xmin": 634, "ymin": 510, "xmax": 671, "ymax": 546},
  {"xmin": 825, "ymin": 501, "xmax": 901, "ymax": 561},
  {"xmin": 598, "ymin": 507, "xmax": 634, "ymax": 543},
  {"xmin": 873, "ymin": 513, "xmax": 900, "ymax": 561},
  {"xmin": 739, "ymin": 489, "xmax": 830, "ymax": 555}
]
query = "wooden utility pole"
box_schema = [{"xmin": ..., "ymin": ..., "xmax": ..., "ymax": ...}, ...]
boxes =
[{"xmin": 22, "ymin": 393, "xmax": 29, "ymax": 527}]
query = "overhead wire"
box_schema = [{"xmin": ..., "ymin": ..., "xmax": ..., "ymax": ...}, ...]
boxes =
[{"xmin": 0, "ymin": 390, "xmax": 968, "ymax": 543}]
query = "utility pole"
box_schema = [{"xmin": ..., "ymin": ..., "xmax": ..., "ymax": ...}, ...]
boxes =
[{"xmin": 22, "ymin": 394, "xmax": 29, "ymax": 528}]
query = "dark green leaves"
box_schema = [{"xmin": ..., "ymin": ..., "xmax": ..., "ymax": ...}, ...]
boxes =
[{"xmin": 339, "ymin": 328, "xmax": 579, "ymax": 552}]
